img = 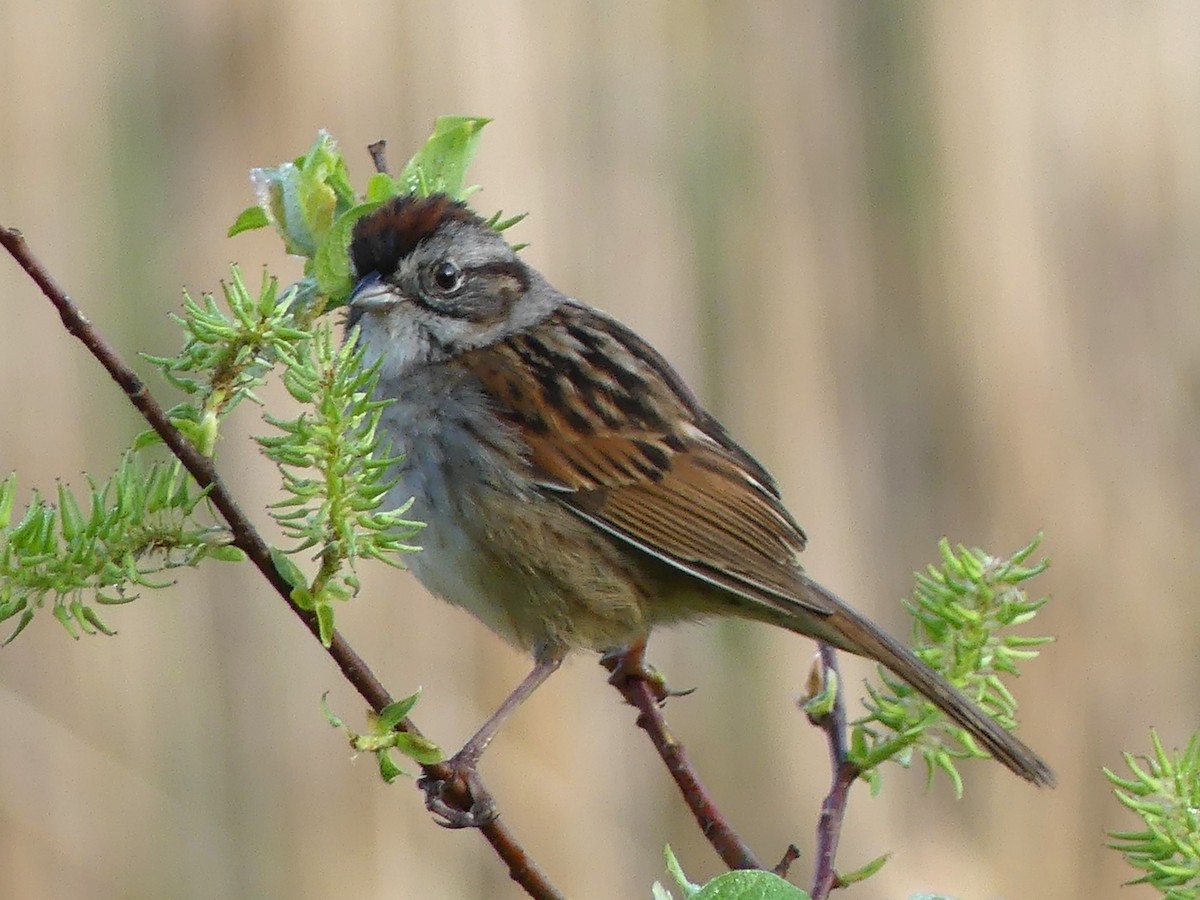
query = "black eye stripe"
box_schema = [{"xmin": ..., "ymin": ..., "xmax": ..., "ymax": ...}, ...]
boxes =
[
  {"xmin": 469, "ymin": 260, "xmax": 530, "ymax": 292},
  {"xmin": 407, "ymin": 259, "xmax": 529, "ymax": 322},
  {"xmin": 418, "ymin": 260, "xmax": 528, "ymax": 293},
  {"xmin": 410, "ymin": 292, "xmax": 477, "ymax": 319},
  {"xmin": 403, "ymin": 260, "xmax": 530, "ymax": 324}
]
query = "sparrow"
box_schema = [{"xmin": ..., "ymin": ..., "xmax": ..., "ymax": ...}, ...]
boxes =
[{"xmin": 345, "ymin": 193, "xmax": 1054, "ymax": 824}]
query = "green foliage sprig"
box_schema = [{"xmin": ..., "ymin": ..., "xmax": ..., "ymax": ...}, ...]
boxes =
[
  {"xmin": 0, "ymin": 456, "xmax": 241, "ymax": 643},
  {"xmin": 323, "ymin": 689, "xmax": 443, "ymax": 782},
  {"xmin": 2, "ymin": 118, "xmax": 502, "ymax": 649},
  {"xmin": 848, "ymin": 536, "xmax": 1053, "ymax": 794},
  {"xmin": 228, "ymin": 118, "xmax": 520, "ymax": 312},
  {"xmin": 258, "ymin": 323, "xmax": 422, "ymax": 645},
  {"xmin": 1107, "ymin": 730, "xmax": 1200, "ymax": 898},
  {"xmin": 143, "ymin": 267, "xmax": 310, "ymax": 456}
]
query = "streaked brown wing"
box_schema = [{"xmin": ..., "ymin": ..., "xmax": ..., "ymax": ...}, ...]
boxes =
[{"xmin": 457, "ymin": 307, "xmax": 832, "ymax": 619}]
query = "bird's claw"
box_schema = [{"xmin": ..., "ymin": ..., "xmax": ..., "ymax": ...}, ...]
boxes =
[
  {"xmin": 601, "ymin": 647, "xmax": 694, "ymax": 705},
  {"xmin": 418, "ymin": 756, "xmax": 498, "ymax": 829}
]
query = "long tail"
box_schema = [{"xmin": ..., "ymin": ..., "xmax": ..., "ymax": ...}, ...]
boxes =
[{"xmin": 796, "ymin": 574, "xmax": 1055, "ymax": 787}]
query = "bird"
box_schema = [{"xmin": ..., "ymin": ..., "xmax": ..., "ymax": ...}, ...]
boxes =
[{"xmin": 344, "ymin": 192, "xmax": 1054, "ymax": 825}]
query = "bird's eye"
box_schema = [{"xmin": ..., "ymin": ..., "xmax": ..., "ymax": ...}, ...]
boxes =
[{"xmin": 432, "ymin": 260, "xmax": 464, "ymax": 293}]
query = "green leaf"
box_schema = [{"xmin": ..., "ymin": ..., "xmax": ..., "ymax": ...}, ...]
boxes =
[
  {"xmin": 376, "ymin": 749, "xmax": 404, "ymax": 783},
  {"xmin": 320, "ymin": 692, "xmax": 344, "ymax": 729},
  {"xmin": 205, "ymin": 545, "xmax": 246, "ymax": 563},
  {"xmin": 248, "ymin": 132, "xmax": 349, "ymax": 258},
  {"xmin": 94, "ymin": 590, "xmax": 136, "ymax": 606},
  {"xmin": 663, "ymin": 846, "xmax": 699, "ymax": 899},
  {"xmin": 251, "ymin": 165, "xmax": 310, "ymax": 256},
  {"xmin": 297, "ymin": 176, "xmax": 337, "ymax": 250},
  {"xmin": 392, "ymin": 732, "xmax": 444, "ymax": 765},
  {"xmin": 486, "ymin": 209, "xmax": 528, "ymax": 233},
  {"xmin": 169, "ymin": 416, "xmax": 205, "ymax": 450},
  {"xmin": 365, "ymin": 172, "xmax": 401, "ymax": 203},
  {"xmin": 313, "ymin": 200, "xmax": 385, "ymax": 302},
  {"xmin": 377, "ymin": 690, "xmax": 422, "ymax": 731},
  {"xmin": 2, "ymin": 608, "xmax": 35, "ymax": 645},
  {"xmin": 77, "ymin": 604, "xmax": 115, "ymax": 636},
  {"xmin": 315, "ymin": 600, "xmax": 334, "ymax": 646},
  {"xmin": 269, "ymin": 546, "xmax": 307, "ymax": 590},
  {"xmin": 130, "ymin": 428, "xmax": 165, "ymax": 450},
  {"xmin": 290, "ymin": 585, "xmax": 314, "ymax": 610},
  {"xmin": 227, "ymin": 205, "xmax": 270, "ymax": 237},
  {"xmin": 297, "ymin": 131, "xmax": 355, "ymax": 246},
  {"xmin": 800, "ymin": 666, "xmax": 837, "ymax": 719},
  {"xmin": 396, "ymin": 115, "xmax": 491, "ymax": 200},
  {"xmin": 0, "ymin": 474, "xmax": 15, "ymax": 529},
  {"xmin": 692, "ymin": 872, "xmax": 809, "ymax": 900},
  {"xmin": 52, "ymin": 603, "xmax": 79, "ymax": 639},
  {"xmin": 56, "ymin": 482, "xmax": 83, "ymax": 541},
  {"xmin": 837, "ymin": 853, "xmax": 890, "ymax": 885}
]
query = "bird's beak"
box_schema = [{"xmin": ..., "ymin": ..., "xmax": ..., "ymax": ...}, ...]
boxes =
[{"xmin": 348, "ymin": 272, "xmax": 399, "ymax": 311}]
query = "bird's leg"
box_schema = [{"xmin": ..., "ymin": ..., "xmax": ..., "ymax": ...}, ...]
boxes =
[
  {"xmin": 420, "ymin": 649, "xmax": 564, "ymax": 828},
  {"xmin": 600, "ymin": 637, "xmax": 694, "ymax": 704}
]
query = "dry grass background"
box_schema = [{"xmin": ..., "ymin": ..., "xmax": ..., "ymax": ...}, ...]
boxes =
[{"xmin": 2, "ymin": 3, "xmax": 1199, "ymax": 898}]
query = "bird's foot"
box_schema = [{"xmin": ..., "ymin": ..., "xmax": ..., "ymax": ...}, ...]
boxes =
[
  {"xmin": 417, "ymin": 753, "xmax": 498, "ymax": 829},
  {"xmin": 600, "ymin": 646, "xmax": 694, "ymax": 705}
]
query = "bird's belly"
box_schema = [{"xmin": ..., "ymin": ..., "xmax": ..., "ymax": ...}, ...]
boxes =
[
  {"xmin": 386, "ymin": 460, "xmax": 664, "ymax": 655},
  {"xmin": 375, "ymin": 382, "xmax": 721, "ymax": 655},
  {"xmin": 403, "ymin": 502, "xmax": 537, "ymax": 648}
]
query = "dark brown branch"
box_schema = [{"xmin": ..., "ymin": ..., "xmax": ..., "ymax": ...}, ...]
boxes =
[
  {"xmin": 603, "ymin": 643, "xmax": 761, "ymax": 871},
  {"xmin": 367, "ymin": 140, "xmax": 390, "ymax": 175},
  {"xmin": 0, "ymin": 224, "xmax": 564, "ymax": 900},
  {"xmin": 807, "ymin": 644, "xmax": 859, "ymax": 900}
]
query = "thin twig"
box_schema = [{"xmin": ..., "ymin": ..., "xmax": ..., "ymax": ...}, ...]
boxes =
[
  {"xmin": 367, "ymin": 140, "xmax": 389, "ymax": 175},
  {"xmin": 808, "ymin": 644, "xmax": 859, "ymax": 900},
  {"xmin": 772, "ymin": 844, "xmax": 801, "ymax": 879},
  {"xmin": 603, "ymin": 644, "xmax": 761, "ymax": 871},
  {"xmin": 0, "ymin": 224, "xmax": 564, "ymax": 900}
]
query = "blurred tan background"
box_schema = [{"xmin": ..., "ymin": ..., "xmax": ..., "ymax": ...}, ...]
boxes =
[{"xmin": 2, "ymin": 2, "xmax": 1198, "ymax": 898}]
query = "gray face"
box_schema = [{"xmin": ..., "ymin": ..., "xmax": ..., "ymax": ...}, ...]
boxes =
[
  {"xmin": 378, "ymin": 220, "xmax": 524, "ymax": 324},
  {"xmin": 345, "ymin": 194, "xmax": 562, "ymax": 382}
]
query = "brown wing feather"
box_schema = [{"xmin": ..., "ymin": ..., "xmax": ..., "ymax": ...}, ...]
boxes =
[
  {"xmin": 454, "ymin": 306, "xmax": 1056, "ymax": 787},
  {"xmin": 456, "ymin": 305, "xmax": 831, "ymax": 620}
]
